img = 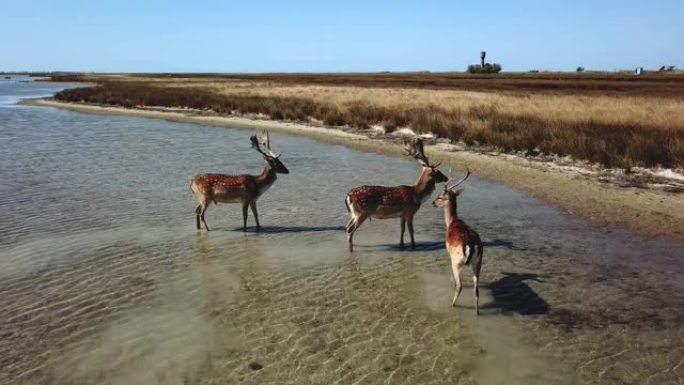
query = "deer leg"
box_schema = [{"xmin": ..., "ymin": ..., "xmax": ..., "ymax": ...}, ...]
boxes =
[
  {"xmin": 346, "ymin": 217, "xmax": 354, "ymax": 232},
  {"xmin": 199, "ymin": 202, "xmax": 210, "ymax": 231},
  {"xmin": 473, "ymin": 274, "xmax": 480, "ymax": 315},
  {"xmin": 250, "ymin": 201, "xmax": 260, "ymax": 231},
  {"xmin": 407, "ymin": 216, "xmax": 416, "ymax": 249},
  {"xmin": 472, "ymin": 256, "xmax": 483, "ymax": 315},
  {"xmin": 242, "ymin": 202, "xmax": 249, "ymax": 232},
  {"xmin": 399, "ymin": 217, "xmax": 406, "ymax": 249},
  {"xmin": 347, "ymin": 214, "xmax": 368, "ymax": 252},
  {"xmin": 451, "ymin": 263, "xmax": 462, "ymax": 307},
  {"xmin": 346, "ymin": 214, "xmax": 363, "ymax": 234},
  {"xmin": 195, "ymin": 204, "xmax": 202, "ymax": 230}
]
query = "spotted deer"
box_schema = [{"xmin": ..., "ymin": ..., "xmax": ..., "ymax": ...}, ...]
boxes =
[
  {"xmin": 191, "ymin": 131, "xmax": 289, "ymax": 231},
  {"xmin": 344, "ymin": 137, "xmax": 448, "ymax": 251},
  {"xmin": 432, "ymin": 168, "xmax": 484, "ymax": 314}
]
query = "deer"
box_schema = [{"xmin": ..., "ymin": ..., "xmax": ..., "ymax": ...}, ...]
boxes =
[
  {"xmin": 432, "ymin": 167, "xmax": 484, "ymax": 314},
  {"xmin": 344, "ymin": 137, "xmax": 448, "ymax": 252},
  {"xmin": 190, "ymin": 131, "xmax": 289, "ymax": 232}
]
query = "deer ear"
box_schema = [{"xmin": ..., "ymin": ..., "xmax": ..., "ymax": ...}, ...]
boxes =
[{"xmin": 452, "ymin": 187, "xmax": 465, "ymax": 196}]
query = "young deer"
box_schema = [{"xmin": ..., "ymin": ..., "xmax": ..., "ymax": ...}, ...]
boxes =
[
  {"xmin": 432, "ymin": 168, "xmax": 484, "ymax": 314},
  {"xmin": 191, "ymin": 131, "xmax": 289, "ymax": 231},
  {"xmin": 345, "ymin": 137, "xmax": 448, "ymax": 252}
]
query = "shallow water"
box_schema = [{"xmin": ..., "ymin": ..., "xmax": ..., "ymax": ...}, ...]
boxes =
[{"xmin": 1, "ymin": 79, "xmax": 683, "ymax": 385}]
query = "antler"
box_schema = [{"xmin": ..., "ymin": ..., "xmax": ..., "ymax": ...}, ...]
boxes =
[
  {"xmin": 259, "ymin": 131, "xmax": 279, "ymax": 158},
  {"xmin": 403, "ymin": 137, "xmax": 439, "ymax": 168},
  {"xmin": 403, "ymin": 137, "xmax": 428, "ymax": 167},
  {"xmin": 251, "ymin": 135, "xmax": 269, "ymax": 157},
  {"xmin": 446, "ymin": 166, "xmax": 471, "ymax": 190},
  {"xmin": 251, "ymin": 131, "xmax": 279, "ymax": 158}
]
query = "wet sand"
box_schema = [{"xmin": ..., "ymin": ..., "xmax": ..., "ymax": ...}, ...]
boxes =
[{"xmin": 23, "ymin": 98, "xmax": 684, "ymax": 245}]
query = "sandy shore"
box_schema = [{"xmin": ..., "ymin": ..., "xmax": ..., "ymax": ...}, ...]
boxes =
[{"xmin": 23, "ymin": 98, "xmax": 684, "ymax": 243}]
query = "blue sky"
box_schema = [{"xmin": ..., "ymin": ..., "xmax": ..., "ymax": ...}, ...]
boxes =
[{"xmin": 1, "ymin": 0, "xmax": 682, "ymax": 72}]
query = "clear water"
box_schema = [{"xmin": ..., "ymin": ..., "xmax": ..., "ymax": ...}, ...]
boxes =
[{"xmin": 1, "ymin": 78, "xmax": 683, "ymax": 385}]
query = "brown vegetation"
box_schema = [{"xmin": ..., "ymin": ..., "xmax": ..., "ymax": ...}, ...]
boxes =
[
  {"xmin": 53, "ymin": 74, "xmax": 684, "ymax": 169},
  {"xmin": 126, "ymin": 72, "xmax": 684, "ymax": 97}
]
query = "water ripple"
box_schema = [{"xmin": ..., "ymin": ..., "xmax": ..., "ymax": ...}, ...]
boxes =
[{"xmin": 1, "ymin": 81, "xmax": 684, "ymax": 385}]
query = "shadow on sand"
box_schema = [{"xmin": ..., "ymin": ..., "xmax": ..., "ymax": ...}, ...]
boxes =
[
  {"xmin": 482, "ymin": 239, "xmax": 526, "ymax": 251},
  {"xmin": 483, "ymin": 272, "xmax": 550, "ymax": 315}
]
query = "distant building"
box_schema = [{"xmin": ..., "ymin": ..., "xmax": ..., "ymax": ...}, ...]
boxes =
[{"xmin": 635, "ymin": 67, "xmax": 643, "ymax": 75}]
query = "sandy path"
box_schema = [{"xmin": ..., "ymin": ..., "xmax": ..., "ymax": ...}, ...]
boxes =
[{"xmin": 23, "ymin": 98, "xmax": 684, "ymax": 244}]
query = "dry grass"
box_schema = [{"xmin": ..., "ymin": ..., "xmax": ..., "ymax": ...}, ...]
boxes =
[
  {"xmin": 199, "ymin": 82, "xmax": 684, "ymax": 132},
  {"xmin": 53, "ymin": 74, "xmax": 684, "ymax": 169}
]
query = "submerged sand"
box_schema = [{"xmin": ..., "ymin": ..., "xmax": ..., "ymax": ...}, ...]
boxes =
[
  {"xmin": 23, "ymin": 98, "xmax": 684, "ymax": 244},
  {"xmin": 5, "ymin": 96, "xmax": 684, "ymax": 385}
]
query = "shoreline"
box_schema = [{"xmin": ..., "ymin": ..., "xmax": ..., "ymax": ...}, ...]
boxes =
[{"xmin": 22, "ymin": 98, "xmax": 684, "ymax": 243}]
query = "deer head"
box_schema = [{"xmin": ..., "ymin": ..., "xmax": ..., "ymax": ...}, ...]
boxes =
[
  {"xmin": 432, "ymin": 167, "xmax": 471, "ymax": 208},
  {"xmin": 403, "ymin": 137, "xmax": 448, "ymax": 183},
  {"xmin": 250, "ymin": 131, "xmax": 289, "ymax": 174}
]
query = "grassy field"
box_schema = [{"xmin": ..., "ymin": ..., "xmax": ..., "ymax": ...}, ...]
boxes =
[{"xmin": 52, "ymin": 73, "xmax": 684, "ymax": 169}]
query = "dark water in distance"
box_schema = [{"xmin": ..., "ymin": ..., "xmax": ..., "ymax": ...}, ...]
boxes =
[{"xmin": 1, "ymin": 78, "xmax": 683, "ymax": 385}]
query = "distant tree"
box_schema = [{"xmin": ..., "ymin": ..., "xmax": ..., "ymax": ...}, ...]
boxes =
[
  {"xmin": 576, "ymin": 66, "xmax": 585, "ymax": 72},
  {"xmin": 467, "ymin": 63, "xmax": 502, "ymax": 74},
  {"xmin": 467, "ymin": 51, "xmax": 501, "ymax": 74}
]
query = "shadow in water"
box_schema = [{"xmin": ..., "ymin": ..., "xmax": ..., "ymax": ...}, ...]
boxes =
[
  {"xmin": 360, "ymin": 239, "xmax": 521, "ymax": 253},
  {"xmin": 229, "ymin": 225, "xmax": 345, "ymax": 234},
  {"xmin": 484, "ymin": 272, "xmax": 550, "ymax": 315},
  {"xmin": 374, "ymin": 241, "xmax": 445, "ymax": 252}
]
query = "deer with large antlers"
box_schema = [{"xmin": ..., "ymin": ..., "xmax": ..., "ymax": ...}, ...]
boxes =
[
  {"xmin": 191, "ymin": 131, "xmax": 289, "ymax": 231},
  {"xmin": 344, "ymin": 137, "xmax": 448, "ymax": 251},
  {"xmin": 432, "ymin": 168, "xmax": 484, "ymax": 314}
]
